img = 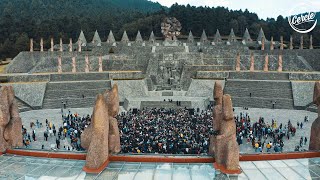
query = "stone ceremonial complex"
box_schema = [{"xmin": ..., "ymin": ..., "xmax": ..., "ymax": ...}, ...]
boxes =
[{"xmin": 1, "ymin": 17, "xmax": 320, "ymax": 178}]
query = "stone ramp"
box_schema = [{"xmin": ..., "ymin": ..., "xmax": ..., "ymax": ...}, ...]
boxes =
[
  {"xmin": 42, "ymin": 80, "xmax": 112, "ymax": 109},
  {"xmin": 224, "ymin": 79, "xmax": 294, "ymax": 109}
]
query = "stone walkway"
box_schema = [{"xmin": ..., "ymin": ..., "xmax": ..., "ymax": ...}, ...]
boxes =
[{"xmin": 19, "ymin": 107, "xmax": 317, "ymax": 154}]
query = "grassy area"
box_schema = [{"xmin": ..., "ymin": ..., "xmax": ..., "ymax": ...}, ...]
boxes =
[{"xmin": 0, "ymin": 64, "xmax": 6, "ymax": 73}]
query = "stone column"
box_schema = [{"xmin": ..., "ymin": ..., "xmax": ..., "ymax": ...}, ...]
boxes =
[
  {"xmin": 72, "ymin": 57, "xmax": 76, "ymax": 73},
  {"xmin": 40, "ymin": 38, "xmax": 44, "ymax": 52},
  {"xmin": 51, "ymin": 38, "xmax": 54, "ymax": 52},
  {"xmin": 58, "ymin": 56, "xmax": 62, "ymax": 73},
  {"xmin": 78, "ymin": 40, "xmax": 82, "ymax": 52},
  {"xmin": 270, "ymin": 36, "xmax": 274, "ymax": 50},
  {"xmin": 290, "ymin": 35, "xmax": 293, "ymax": 50},
  {"xmin": 30, "ymin": 38, "xmax": 33, "ymax": 52},
  {"xmin": 310, "ymin": 35, "xmax": 313, "ymax": 49},
  {"xmin": 60, "ymin": 38, "xmax": 63, "ymax": 52},
  {"xmin": 85, "ymin": 54, "xmax": 89, "ymax": 73},
  {"xmin": 69, "ymin": 38, "xmax": 73, "ymax": 52},
  {"xmin": 300, "ymin": 35, "xmax": 303, "ymax": 49},
  {"xmin": 250, "ymin": 52, "xmax": 254, "ymax": 71},
  {"xmin": 264, "ymin": 54, "xmax": 269, "ymax": 72},
  {"xmin": 278, "ymin": 54, "xmax": 283, "ymax": 72},
  {"xmin": 280, "ymin": 36, "xmax": 284, "ymax": 50},
  {"xmin": 261, "ymin": 37, "xmax": 265, "ymax": 51},
  {"xmin": 99, "ymin": 55, "xmax": 103, "ymax": 72},
  {"xmin": 236, "ymin": 52, "xmax": 240, "ymax": 72}
]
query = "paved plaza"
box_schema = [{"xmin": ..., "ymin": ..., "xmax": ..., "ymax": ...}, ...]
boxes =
[{"xmin": 19, "ymin": 107, "xmax": 317, "ymax": 154}]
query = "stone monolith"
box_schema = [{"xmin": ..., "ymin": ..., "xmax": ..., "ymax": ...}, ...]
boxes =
[{"xmin": 309, "ymin": 82, "xmax": 320, "ymax": 151}]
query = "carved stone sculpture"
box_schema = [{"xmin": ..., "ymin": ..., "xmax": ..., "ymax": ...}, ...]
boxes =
[
  {"xmin": 236, "ymin": 53, "xmax": 240, "ymax": 72},
  {"xmin": 278, "ymin": 54, "xmax": 283, "ymax": 72},
  {"xmin": 0, "ymin": 86, "xmax": 23, "ymax": 153},
  {"xmin": 212, "ymin": 81, "xmax": 240, "ymax": 174},
  {"xmin": 40, "ymin": 38, "xmax": 44, "ymax": 52},
  {"xmin": 250, "ymin": 52, "xmax": 254, "ymax": 71},
  {"xmin": 309, "ymin": 82, "xmax": 320, "ymax": 151},
  {"xmin": 81, "ymin": 84, "xmax": 121, "ymax": 173},
  {"xmin": 264, "ymin": 54, "xmax": 269, "ymax": 72},
  {"xmin": 161, "ymin": 17, "xmax": 182, "ymax": 41}
]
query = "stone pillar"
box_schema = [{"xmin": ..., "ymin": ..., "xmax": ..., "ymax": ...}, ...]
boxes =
[
  {"xmin": 309, "ymin": 82, "xmax": 320, "ymax": 151},
  {"xmin": 278, "ymin": 54, "xmax": 283, "ymax": 72},
  {"xmin": 235, "ymin": 52, "xmax": 240, "ymax": 72},
  {"xmin": 69, "ymin": 38, "xmax": 73, "ymax": 52},
  {"xmin": 270, "ymin": 36, "xmax": 274, "ymax": 50},
  {"xmin": 72, "ymin": 57, "xmax": 76, "ymax": 73},
  {"xmin": 85, "ymin": 54, "xmax": 89, "ymax": 73},
  {"xmin": 51, "ymin": 38, "xmax": 54, "ymax": 52},
  {"xmin": 261, "ymin": 37, "xmax": 265, "ymax": 50},
  {"xmin": 99, "ymin": 55, "xmax": 103, "ymax": 72},
  {"xmin": 78, "ymin": 40, "xmax": 82, "ymax": 52},
  {"xmin": 280, "ymin": 36, "xmax": 284, "ymax": 50},
  {"xmin": 60, "ymin": 38, "xmax": 63, "ymax": 52},
  {"xmin": 300, "ymin": 35, "xmax": 304, "ymax": 49},
  {"xmin": 310, "ymin": 35, "xmax": 313, "ymax": 49},
  {"xmin": 290, "ymin": 35, "xmax": 293, "ymax": 50},
  {"xmin": 30, "ymin": 38, "xmax": 33, "ymax": 52},
  {"xmin": 58, "ymin": 56, "xmax": 62, "ymax": 73},
  {"xmin": 264, "ymin": 54, "xmax": 269, "ymax": 72},
  {"xmin": 40, "ymin": 38, "xmax": 44, "ymax": 52},
  {"xmin": 250, "ymin": 52, "xmax": 254, "ymax": 71}
]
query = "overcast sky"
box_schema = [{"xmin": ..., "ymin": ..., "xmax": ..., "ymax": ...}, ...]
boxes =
[{"xmin": 151, "ymin": 0, "xmax": 320, "ymax": 20}]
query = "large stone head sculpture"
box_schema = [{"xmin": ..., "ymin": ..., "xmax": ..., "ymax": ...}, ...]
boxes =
[{"xmin": 0, "ymin": 86, "xmax": 23, "ymax": 152}]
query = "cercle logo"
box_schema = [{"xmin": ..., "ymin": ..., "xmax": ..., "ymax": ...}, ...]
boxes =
[{"xmin": 288, "ymin": 2, "xmax": 318, "ymax": 33}]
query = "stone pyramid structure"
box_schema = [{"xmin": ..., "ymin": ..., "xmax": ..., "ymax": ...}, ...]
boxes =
[
  {"xmin": 257, "ymin": 28, "xmax": 268, "ymax": 42},
  {"xmin": 92, "ymin": 30, "xmax": 102, "ymax": 45},
  {"xmin": 242, "ymin": 28, "xmax": 252, "ymax": 42},
  {"xmin": 214, "ymin": 29, "xmax": 222, "ymax": 42},
  {"xmin": 149, "ymin": 31, "xmax": 156, "ymax": 42},
  {"xmin": 200, "ymin": 30, "xmax": 208, "ymax": 42},
  {"xmin": 228, "ymin": 28, "xmax": 237, "ymax": 42},
  {"xmin": 77, "ymin": 30, "xmax": 87, "ymax": 45},
  {"xmin": 121, "ymin": 31, "xmax": 130, "ymax": 43},
  {"xmin": 135, "ymin": 31, "xmax": 143, "ymax": 42},
  {"xmin": 107, "ymin": 30, "xmax": 116, "ymax": 43},
  {"xmin": 188, "ymin": 31, "xmax": 194, "ymax": 43}
]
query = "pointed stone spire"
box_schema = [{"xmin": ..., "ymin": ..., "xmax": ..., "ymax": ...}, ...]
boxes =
[
  {"xmin": 264, "ymin": 54, "xmax": 269, "ymax": 72},
  {"xmin": 188, "ymin": 31, "xmax": 194, "ymax": 43},
  {"xmin": 121, "ymin": 31, "xmax": 129, "ymax": 43},
  {"xmin": 107, "ymin": 30, "xmax": 116, "ymax": 43},
  {"xmin": 200, "ymin": 30, "xmax": 208, "ymax": 43},
  {"xmin": 290, "ymin": 35, "xmax": 293, "ymax": 50},
  {"xmin": 92, "ymin": 30, "xmax": 102, "ymax": 45},
  {"xmin": 270, "ymin": 36, "xmax": 274, "ymax": 50},
  {"xmin": 228, "ymin": 29, "xmax": 236, "ymax": 42},
  {"xmin": 30, "ymin": 38, "xmax": 33, "ymax": 52},
  {"xmin": 214, "ymin": 29, "xmax": 222, "ymax": 42},
  {"xmin": 149, "ymin": 31, "xmax": 156, "ymax": 43},
  {"xmin": 78, "ymin": 30, "xmax": 87, "ymax": 45},
  {"xmin": 310, "ymin": 35, "xmax": 313, "ymax": 49},
  {"xmin": 257, "ymin": 28, "xmax": 267, "ymax": 42},
  {"xmin": 236, "ymin": 52, "xmax": 240, "ymax": 72},
  {"xmin": 242, "ymin": 28, "xmax": 252, "ymax": 42},
  {"xmin": 135, "ymin": 31, "xmax": 143, "ymax": 43},
  {"xmin": 250, "ymin": 52, "xmax": 255, "ymax": 71}
]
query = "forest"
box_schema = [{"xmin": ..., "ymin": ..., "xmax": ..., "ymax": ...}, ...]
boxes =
[{"xmin": 0, "ymin": 0, "xmax": 319, "ymax": 60}]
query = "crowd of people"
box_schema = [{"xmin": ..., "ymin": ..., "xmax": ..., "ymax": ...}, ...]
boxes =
[{"xmin": 21, "ymin": 107, "xmax": 311, "ymax": 154}]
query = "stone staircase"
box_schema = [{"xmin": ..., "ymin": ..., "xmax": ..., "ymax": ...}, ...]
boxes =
[
  {"xmin": 224, "ymin": 79, "xmax": 294, "ymax": 109},
  {"xmin": 42, "ymin": 80, "xmax": 112, "ymax": 109}
]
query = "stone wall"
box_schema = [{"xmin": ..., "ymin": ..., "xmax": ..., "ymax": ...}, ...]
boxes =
[
  {"xmin": 111, "ymin": 80, "xmax": 148, "ymax": 102},
  {"xmin": 291, "ymin": 81, "xmax": 316, "ymax": 107},
  {"xmin": 186, "ymin": 79, "xmax": 225, "ymax": 101}
]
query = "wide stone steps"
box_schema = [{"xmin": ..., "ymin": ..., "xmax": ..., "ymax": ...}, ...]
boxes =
[
  {"xmin": 45, "ymin": 88, "xmax": 107, "ymax": 99},
  {"xmin": 224, "ymin": 87, "xmax": 293, "ymax": 99},
  {"xmin": 140, "ymin": 101, "xmax": 192, "ymax": 110},
  {"xmin": 231, "ymin": 97, "xmax": 294, "ymax": 109},
  {"xmin": 46, "ymin": 80, "xmax": 112, "ymax": 90},
  {"xmin": 225, "ymin": 80, "xmax": 292, "ymax": 89},
  {"xmin": 42, "ymin": 97, "xmax": 97, "ymax": 109}
]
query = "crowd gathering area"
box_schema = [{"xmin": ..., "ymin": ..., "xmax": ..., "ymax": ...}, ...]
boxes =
[{"xmin": 20, "ymin": 106, "xmax": 315, "ymax": 155}]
